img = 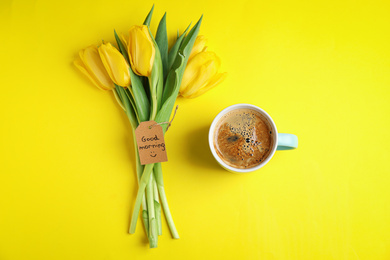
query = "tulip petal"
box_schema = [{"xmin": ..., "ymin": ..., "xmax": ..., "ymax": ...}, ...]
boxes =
[
  {"xmin": 188, "ymin": 35, "xmax": 207, "ymax": 61},
  {"xmin": 98, "ymin": 43, "xmax": 131, "ymax": 87},
  {"xmin": 180, "ymin": 63, "xmax": 198, "ymax": 93},
  {"xmin": 79, "ymin": 46, "xmax": 115, "ymax": 90},
  {"xmin": 184, "ymin": 60, "xmax": 216, "ymax": 95},
  {"xmin": 180, "ymin": 51, "xmax": 220, "ymax": 93},
  {"xmin": 128, "ymin": 25, "xmax": 155, "ymax": 77},
  {"xmin": 184, "ymin": 72, "xmax": 227, "ymax": 98},
  {"xmin": 181, "ymin": 52, "xmax": 221, "ymax": 96},
  {"xmin": 74, "ymin": 58, "xmax": 109, "ymax": 91}
]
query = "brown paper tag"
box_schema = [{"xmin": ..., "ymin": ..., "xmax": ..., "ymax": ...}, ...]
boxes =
[{"xmin": 135, "ymin": 121, "xmax": 168, "ymax": 165}]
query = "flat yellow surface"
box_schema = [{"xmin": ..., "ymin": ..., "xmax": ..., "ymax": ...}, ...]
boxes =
[{"xmin": 1, "ymin": 0, "xmax": 390, "ymax": 259}]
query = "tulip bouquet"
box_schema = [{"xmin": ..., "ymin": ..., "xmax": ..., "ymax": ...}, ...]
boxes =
[{"xmin": 74, "ymin": 6, "xmax": 226, "ymax": 248}]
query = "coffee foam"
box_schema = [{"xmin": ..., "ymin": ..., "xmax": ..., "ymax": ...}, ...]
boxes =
[{"xmin": 214, "ymin": 109, "xmax": 273, "ymax": 169}]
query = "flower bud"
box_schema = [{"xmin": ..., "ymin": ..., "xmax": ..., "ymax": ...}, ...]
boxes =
[
  {"xmin": 127, "ymin": 25, "xmax": 155, "ymax": 77},
  {"xmin": 98, "ymin": 42, "xmax": 131, "ymax": 87},
  {"xmin": 74, "ymin": 45, "xmax": 115, "ymax": 91}
]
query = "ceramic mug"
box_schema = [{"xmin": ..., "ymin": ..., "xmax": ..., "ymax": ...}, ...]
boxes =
[{"xmin": 208, "ymin": 104, "xmax": 298, "ymax": 173}]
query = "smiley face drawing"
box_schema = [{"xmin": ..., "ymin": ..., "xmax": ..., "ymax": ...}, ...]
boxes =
[{"xmin": 150, "ymin": 151, "xmax": 157, "ymax": 158}]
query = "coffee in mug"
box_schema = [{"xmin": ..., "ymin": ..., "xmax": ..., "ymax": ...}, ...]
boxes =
[{"xmin": 214, "ymin": 108, "xmax": 274, "ymax": 169}]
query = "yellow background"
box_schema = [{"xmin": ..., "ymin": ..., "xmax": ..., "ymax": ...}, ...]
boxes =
[{"xmin": 1, "ymin": 0, "xmax": 389, "ymax": 259}]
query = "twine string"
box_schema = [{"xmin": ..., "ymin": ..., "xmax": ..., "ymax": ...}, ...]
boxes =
[{"xmin": 149, "ymin": 105, "xmax": 179, "ymax": 132}]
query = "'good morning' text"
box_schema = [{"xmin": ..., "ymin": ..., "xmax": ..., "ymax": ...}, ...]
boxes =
[{"xmin": 139, "ymin": 143, "xmax": 165, "ymax": 151}]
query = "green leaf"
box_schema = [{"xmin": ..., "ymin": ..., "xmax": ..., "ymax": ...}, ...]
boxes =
[
  {"xmin": 143, "ymin": 5, "xmax": 154, "ymax": 26},
  {"xmin": 156, "ymin": 74, "xmax": 180, "ymax": 132},
  {"xmin": 156, "ymin": 56, "xmax": 184, "ymax": 132},
  {"xmin": 147, "ymin": 26, "xmax": 164, "ymax": 115},
  {"xmin": 122, "ymin": 88, "xmax": 140, "ymax": 123},
  {"xmin": 179, "ymin": 15, "xmax": 203, "ymax": 64},
  {"xmin": 142, "ymin": 77, "xmax": 151, "ymax": 102},
  {"xmin": 155, "ymin": 13, "xmax": 168, "ymax": 81},
  {"xmin": 167, "ymin": 23, "xmax": 191, "ymax": 73},
  {"xmin": 115, "ymin": 85, "xmax": 139, "ymax": 125},
  {"xmin": 161, "ymin": 54, "xmax": 184, "ymax": 106},
  {"xmin": 161, "ymin": 15, "xmax": 202, "ymax": 106},
  {"xmin": 128, "ymin": 68, "xmax": 150, "ymax": 122},
  {"xmin": 114, "ymin": 30, "xmax": 128, "ymax": 62}
]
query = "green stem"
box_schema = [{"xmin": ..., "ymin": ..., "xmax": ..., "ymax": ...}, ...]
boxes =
[
  {"xmin": 129, "ymin": 163, "xmax": 155, "ymax": 234},
  {"xmin": 146, "ymin": 173, "xmax": 158, "ymax": 248},
  {"xmin": 154, "ymin": 163, "xmax": 179, "ymax": 239},
  {"xmin": 131, "ymin": 132, "xmax": 147, "ymax": 207},
  {"xmin": 158, "ymin": 185, "xmax": 179, "ymax": 239},
  {"xmin": 142, "ymin": 210, "xmax": 149, "ymax": 233},
  {"xmin": 153, "ymin": 180, "xmax": 162, "ymax": 235},
  {"xmin": 131, "ymin": 130, "xmax": 148, "ymax": 234}
]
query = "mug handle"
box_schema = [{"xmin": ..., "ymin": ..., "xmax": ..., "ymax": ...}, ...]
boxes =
[{"xmin": 277, "ymin": 133, "xmax": 298, "ymax": 150}]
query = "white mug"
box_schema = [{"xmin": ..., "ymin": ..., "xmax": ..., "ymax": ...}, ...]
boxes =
[{"xmin": 208, "ymin": 104, "xmax": 298, "ymax": 173}]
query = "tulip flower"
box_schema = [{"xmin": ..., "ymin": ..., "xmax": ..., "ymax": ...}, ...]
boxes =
[
  {"xmin": 180, "ymin": 47, "xmax": 227, "ymax": 99},
  {"xmin": 74, "ymin": 45, "xmax": 115, "ymax": 91},
  {"xmin": 127, "ymin": 25, "xmax": 155, "ymax": 77},
  {"xmin": 98, "ymin": 42, "xmax": 131, "ymax": 87}
]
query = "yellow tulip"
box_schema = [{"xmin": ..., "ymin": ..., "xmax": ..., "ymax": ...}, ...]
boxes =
[
  {"xmin": 98, "ymin": 42, "xmax": 131, "ymax": 87},
  {"xmin": 127, "ymin": 25, "xmax": 155, "ymax": 77},
  {"xmin": 188, "ymin": 35, "xmax": 207, "ymax": 61},
  {"xmin": 74, "ymin": 45, "xmax": 115, "ymax": 91},
  {"xmin": 180, "ymin": 51, "xmax": 227, "ymax": 99}
]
